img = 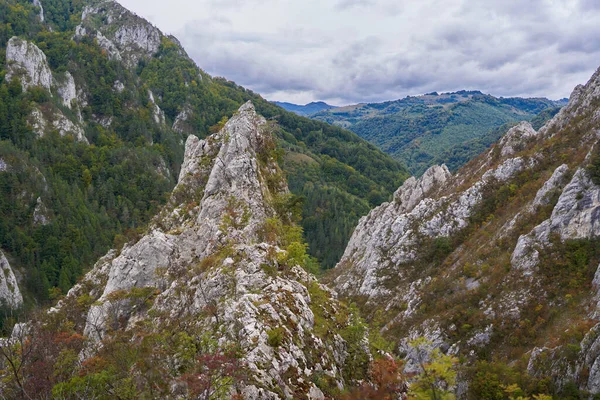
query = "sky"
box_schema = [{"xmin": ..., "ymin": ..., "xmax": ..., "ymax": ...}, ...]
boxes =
[{"xmin": 118, "ymin": 0, "xmax": 600, "ymax": 106}]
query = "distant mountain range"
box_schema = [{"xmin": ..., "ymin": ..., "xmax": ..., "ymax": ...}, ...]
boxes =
[
  {"xmin": 276, "ymin": 92, "xmax": 568, "ymax": 175},
  {"xmin": 272, "ymin": 101, "xmax": 336, "ymax": 116}
]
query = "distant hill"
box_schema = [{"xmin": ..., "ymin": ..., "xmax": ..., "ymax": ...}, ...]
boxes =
[
  {"xmin": 273, "ymin": 101, "xmax": 336, "ymax": 116},
  {"xmin": 311, "ymin": 91, "xmax": 567, "ymax": 175}
]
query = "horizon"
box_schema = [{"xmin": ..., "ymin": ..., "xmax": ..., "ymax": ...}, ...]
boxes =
[{"xmin": 271, "ymin": 89, "xmax": 571, "ymax": 109}]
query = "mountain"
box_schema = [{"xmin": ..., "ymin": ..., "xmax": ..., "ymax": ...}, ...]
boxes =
[
  {"xmin": 0, "ymin": 0, "xmax": 408, "ymax": 316},
  {"xmin": 329, "ymin": 67, "xmax": 600, "ymax": 397},
  {"xmin": 311, "ymin": 91, "xmax": 567, "ymax": 175},
  {"xmin": 272, "ymin": 101, "xmax": 336, "ymax": 116},
  {"xmin": 0, "ymin": 101, "xmax": 396, "ymax": 398}
]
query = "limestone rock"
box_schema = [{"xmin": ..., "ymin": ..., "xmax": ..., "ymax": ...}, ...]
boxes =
[
  {"xmin": 6, "ymin": 37, "xmax": 53, "ymax": 91},
  {"xmin": 33, "ymin": 197, "xmax": 51, "ymax": 226},
  {"xmin": 29, "ymin": 105, "xmax": 88, "ymax": 143},
  {"xmin": 512, "ymin": 168, "xmax": 600, "ymax": 273},
  {"xmin": 148, "ymin": 90, "xmax": 166, "ymax": 125},
  {"xmin": 71, "ymin": 102, "xmax": 362, "ymax": 397},
  {"xmin": 32, "ymin": 0, "xmax": 44, "ymax": 22},
  {"xmin": 333, "ymin": 156, "xmax": 527, "ymax": 301},
  {"xmin": 393, "ymin": 164, "xmax": 452, "ymax": 214},
  {"xmin": 75, "ymin": 1, "xmax": 162, "ymax": 69},
  {"xmin": 173, "ymin": 105, "xmax": 194, "ymax": 134},
  {"xmin": 56, "ymin": 71, "xmax": 77, "ymax": 109},
  {"xmin": 0, "ymin": 250, "xmax": 23, "ymax": 308},
  {"xmin": 498, "ymin": 121, "xmax": 538, "ymax": 157}
]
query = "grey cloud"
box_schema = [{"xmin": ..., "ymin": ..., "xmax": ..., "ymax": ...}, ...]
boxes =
[
  {"xmin": 335, "ymin": 0, "xmax": 375, "ymax": 10},
  {"xmin": 120, "ymin": 0, "xmax": 600, "ymax": 104}
]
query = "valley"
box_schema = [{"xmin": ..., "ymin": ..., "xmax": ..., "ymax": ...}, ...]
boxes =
[{"xmin": 1, "ymin": 0, "xmax": 599, "ymax": 399}]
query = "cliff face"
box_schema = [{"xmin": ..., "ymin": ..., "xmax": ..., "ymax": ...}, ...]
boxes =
[
  {"xmin": 55, "ymin": 102, "xmax": 369, "ymax": 399},
  {"xmin": 75, "ymin": 0, "xmax": 162, "ymax": 69},
  {"xmin": 6, "ymin": 36, "xmax": 88, "ymax": 143},
  {"xmin": 331, "ymin": 67, "xmax": 600, "ymax": 393},
  {"xmin": 0, "ymin": 251, "xmax": 22, "ymax": 309}
]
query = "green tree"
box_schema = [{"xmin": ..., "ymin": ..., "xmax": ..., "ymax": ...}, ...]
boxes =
[{"xmin": 408, "ymin": 338, "xmax": 458, "ymax": 400}]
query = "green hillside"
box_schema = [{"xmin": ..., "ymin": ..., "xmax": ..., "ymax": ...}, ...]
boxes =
[
  {"xmin": 312, "ymin": 91, "xmax": 566, "ymax": 175},
  {"xmin": 0, "ymin": 0, "xmax": 407, "ymax": 314}
]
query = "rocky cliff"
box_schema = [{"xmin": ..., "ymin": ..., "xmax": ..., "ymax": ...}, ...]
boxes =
[
  {"xmin": 0, "ymin": 251, "xmax": 22, "ymax": 309},
  {"xmin": 45, "ymin": 102, "xmax": 371, "ymax": 399},
  {"xmin": 74, "ymin": 0, "xmax": 162, "ymax": 69},
  {"xmin": 6, "ymin": 36, "xmax": 88, "ymax": 143},
  {"xmin": 331, "ymin": 67, "xmax": 600, "ymax": 395}
]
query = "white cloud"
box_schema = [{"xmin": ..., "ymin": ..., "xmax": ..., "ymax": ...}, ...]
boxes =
[{"xmin": 118, "ymin": 0, "xmax": 600, "ymax": 105}]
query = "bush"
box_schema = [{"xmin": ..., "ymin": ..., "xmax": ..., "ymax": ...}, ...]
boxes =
[{"xmin": 266, "ymin": 327, "xmax": 285, "ymax": 347}]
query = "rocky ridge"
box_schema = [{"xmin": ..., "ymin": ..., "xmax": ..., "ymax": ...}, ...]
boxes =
[
  {"xmin": 331, "ymin": 67, "xmax": 600, "ymax": 394},
  {"xmin": 55, "ymin": 102, "xmax": 368, "ymax": 399},
  {"xmin": 74, "ymin": 0, "xmax": 162, "ymax": 69}
]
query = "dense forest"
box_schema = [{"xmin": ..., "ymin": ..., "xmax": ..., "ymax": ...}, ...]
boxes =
[
  {"xmin": 0, "ymin": 0, "xmax": 408, "ymax": 320},
  {"xmin": 312, "ymin": 91, "xmax": 565, "ymax": 175}
]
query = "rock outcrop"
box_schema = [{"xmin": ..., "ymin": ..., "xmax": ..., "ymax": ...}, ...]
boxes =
[
  {"xmin": 498, "ymin": 121, "xmax": 538, "ymax": 157},
  {"xmin": 75, "ymin": 1, "xmax": 162, "ymax": 69},
  {"xmin": 56, "ymin": 71, "xmax": 78, "ymax": 109},
  {"xmin": 29, "ymin": 104, "xmax": 88, "ymax": 143},
  {"xmin": 6, "ymin": 37, "xmax": 53, "ymax": 91},
  {"xmin": 0, "ymin": 251, "xmax": 23, "ymax": 309},
  {"xmin": 32, "ymin": 0, "xmax": 44, "ymax": 22},
  {"xmin": 5, "ymin": 37, "xmax": 88, "ymax": 143},
  {"xmin": 58, "ymin": 102, "xmax": 366, "ymax": 398},
  {"xmin": 333, "ymin": 156, "xmax": 528, "ymax": 302},
  {"xmin": 331, "ymin": 65, "xmax": 600, "ymax": 393}
]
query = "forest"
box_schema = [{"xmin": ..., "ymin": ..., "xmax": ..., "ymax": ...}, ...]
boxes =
[{"xmin": 0, "ymin": 0, "xmax": 408, "ymax": 321}]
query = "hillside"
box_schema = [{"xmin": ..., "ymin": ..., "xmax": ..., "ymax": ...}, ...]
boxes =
[
  {"xmin": 329, "ymin": 66, "xmax": 600, "ymax": 398},
  {"xmin": 0, "ymin": 101, "xmax": 404, "ymax": 398},
  {"xmin": 311, "ymin": 91, "xmax": 566, "ymax": 175},
  {"xmin": 272, "ymin": 101, "xmax": 336, "ymax": 116},
  {"xmin": 0, "ymin": 0, "xmax": 407, "ymax": 318}
]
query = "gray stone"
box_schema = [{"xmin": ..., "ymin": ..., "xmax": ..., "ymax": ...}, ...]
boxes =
[
  {"xmin": 74, "ymin": 102, "xmax": 361, "ymax": 396},
  {"xmin": 6, "ymin": 37, "xmax": 53, "ymax": 91},
  {"xmin": 0, "ymin": 250, "xmax": 23, "ymax": 308}
]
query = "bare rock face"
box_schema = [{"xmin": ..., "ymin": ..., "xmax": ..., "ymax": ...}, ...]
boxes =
[
  {"xmin": 511, "ymin": 167, "xmax": 600, "ymax": 274},
  {"xmin": 498, "ymin": 121, "xmax": 538, "ymax": 157},
  {"xmin": 75, "ymin": 1, "xmax": 162, "ymax": 69},
  {"xmin": 6, "ymin": 37, "xmax": 53, "ymax": 91},
  {"xmin": 393, "ymin": 164, "xmax": 452, "ymax": 214},
  {"xmin": 173, "ymin": 104, "xmax": 194, "ymax": 135},
  {"xmin": 333, "ymin": 157, "xmax": 528, "ymax": 302},
  {"xmin": 56, "ymin": 71, "xmax": 78, "ymax": 109},
  {"xmin": 71, "ymin": 102, "xmax": 363, "ymax": 398},
  {"xmin": 331, "ymin": 64, "xmax": 600, "ymax": 392},
  {"xmin": 32, "ymin": 0, "xmax": 44, "ymax": 22},
  {"xmin": 539, "ymin": 67, "xmax": 600, "ymax": 137},
  {"xmin": 33, "ymin": 197, "xmax": 51, "ymax": 226},
  {"xmin": 29, "ymin": 105, "xmax": 88, "ymax": 144},
  {"xmin": 148, "ymin": 90, "xmax": 166, "ymax": 125},
  {"xmin": 0, "ymin": 250, "xmax": 23, "ymax": 309}
]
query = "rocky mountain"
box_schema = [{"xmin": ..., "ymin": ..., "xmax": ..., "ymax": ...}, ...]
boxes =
[
  {"xmin": 311, "ymin": 91, "xmax": 566, "ymax": 175},
  {"xmin": 0, "ymin": 101, "xmax": 386, "ymax": 399},
  {"xmin": 272, "ymin": 101, "xmax": 336, "ymax": 117},
  {"xmin": 0, "ymin": 0, "xmax": 407, "ymax": 313},
  {"xmin": 329, "ymin": 67, "xmax": 600, "ymax": 397}
]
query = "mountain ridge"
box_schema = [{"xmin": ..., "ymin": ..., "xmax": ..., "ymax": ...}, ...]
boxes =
[
  {"xmin": 302, "ymin": 91, "xmax": 566, "ymax": 175},
  {"xmin": 272, "ymin": 101, "xmax": 336, "ymax": 116},
  {"xmin": 0, "ymin": 0, "xmax": 408, "ymax": 316},
  {"xmin": 329, "ymin": 65, "xmax": 600, "ymax": 397}
]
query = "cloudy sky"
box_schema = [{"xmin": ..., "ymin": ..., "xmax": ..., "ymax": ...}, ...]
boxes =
[{"xmin": 119, "ymin": 0, "xmax": 600, "ymax": 105}]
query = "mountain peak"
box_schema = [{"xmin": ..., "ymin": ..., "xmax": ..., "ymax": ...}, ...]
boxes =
[{"xmin": 46, "ymin": 102, "xmax": 370, "ymax": 398}]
